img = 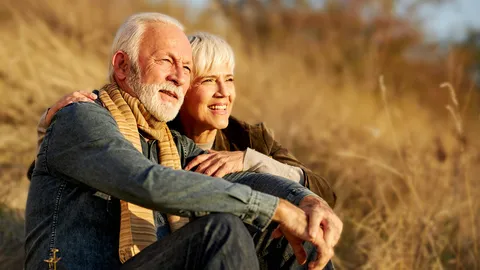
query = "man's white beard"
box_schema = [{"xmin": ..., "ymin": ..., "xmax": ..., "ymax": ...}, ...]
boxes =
[{"xmin": 127, "ymin": 69, "xmax": 184, "ymax": 122}]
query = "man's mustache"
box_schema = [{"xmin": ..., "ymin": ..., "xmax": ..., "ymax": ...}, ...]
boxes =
[{"xmin": 148, "ymin": 82, "xmax": 184, "ymax": 100}]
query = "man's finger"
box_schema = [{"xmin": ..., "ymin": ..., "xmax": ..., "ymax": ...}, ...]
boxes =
[
  {"xmin": 323, "ymin": 215, "xmax": 343, "ymax": 248},
  {"xmin": 322, "ymin": 219, "xmax": 335, "ymax": 248},
  {"xmin": 308, "ymin": 208, "xmax": 323, "ymax": 241},
  {"xmin": 271, "ymin": 226, "xmax": 283, "ymax": 239},
  {"xmin": 309, "ymin": 247, "xmax": 333, "ymax": 270},
  {"xmin": 184, "ymin": 154, "xmax": 212, "ymax": 171},
  {"xmin": 309, "ymin": 231, "xmax": 332, "ymax": 270},
  {"xmin": 283, "ymin": 231, "xmax": 307, "ymax": 265},
  {"xmin": 292, "ymin": 242, "xmax": 307, "ymax": 265}
]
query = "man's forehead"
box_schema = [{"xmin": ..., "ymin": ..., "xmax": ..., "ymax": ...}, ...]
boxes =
[{"xmin": 141, "ymin": 23, "xmax": 192, "ymax": 60}]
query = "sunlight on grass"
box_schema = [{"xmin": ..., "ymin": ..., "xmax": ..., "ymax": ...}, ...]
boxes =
[{"xmin": 1, "ymin": 0, "xmax": 479, "ymax": 268}]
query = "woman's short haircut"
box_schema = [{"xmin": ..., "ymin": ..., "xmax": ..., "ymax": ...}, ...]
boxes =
[{"xmin": 188, "ymin": 32, "xmax": 235, "ymax": 79}]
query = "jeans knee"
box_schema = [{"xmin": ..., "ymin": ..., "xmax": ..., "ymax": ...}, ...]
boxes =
[
  {"xmin": 203, "ymin": 213, "xmax": 250, "ymax": 241},
  {"xmin": 198, "ymin": 214, "xmax": 258, "ymax": 269},
  {"xmin": 207, "ymin": 213, "xmax": 245, "ymax": 230}
]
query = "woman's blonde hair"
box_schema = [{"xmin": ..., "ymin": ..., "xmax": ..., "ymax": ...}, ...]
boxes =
[{"xmin": 188, "ymin": 32, "xmax": 235, "ymax": 79}]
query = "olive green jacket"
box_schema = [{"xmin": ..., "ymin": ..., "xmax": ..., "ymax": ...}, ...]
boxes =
[{"xmin": 169, "ymin": 116, "xmax": 337, "ymax": 208}]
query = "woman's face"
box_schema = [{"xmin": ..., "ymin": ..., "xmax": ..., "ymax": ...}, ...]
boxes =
[{"xmin": 181, "ymin": 63, "xmax": 236, "ymax": 131}]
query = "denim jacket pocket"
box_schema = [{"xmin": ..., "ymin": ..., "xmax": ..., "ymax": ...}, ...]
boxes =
[{"xmin": 90, "ymin": 190, "xmax": 116, "ymax": 216}]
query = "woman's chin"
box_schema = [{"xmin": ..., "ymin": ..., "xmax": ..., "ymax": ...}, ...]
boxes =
[
  {"xmin": 205, "ymin": 114, "xmax": 229, "ymax": 130},
  {"xmin": 208, "ymin": 120, "xmax": 229, "ymax": 130}
]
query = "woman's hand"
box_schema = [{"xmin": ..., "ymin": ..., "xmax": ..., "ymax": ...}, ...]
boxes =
[
  {"xmin": 45, "ymin": 91, "xmax": 97, "ymax": 125},
  {"xmin": 184, "ymin": 150, "xmax": 245, "ymax": 177}
]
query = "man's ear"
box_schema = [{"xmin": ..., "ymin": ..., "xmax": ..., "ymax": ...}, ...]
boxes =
[{"xmin": 112, "ymin": 51, "xmax": 130, "ymax": 82}]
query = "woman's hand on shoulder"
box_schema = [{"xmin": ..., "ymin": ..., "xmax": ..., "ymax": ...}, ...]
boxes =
[
  {"xmin": 184, "ymin": 150, "xmax": 245, "ymax": 178},
  {"xmin": 45, "ymin": 90, "xmax": 97, "ymax": 125}
]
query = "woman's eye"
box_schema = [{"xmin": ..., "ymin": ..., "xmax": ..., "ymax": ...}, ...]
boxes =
[{"xmin": 202, "ymin": 79, "xmax": 215, "ymax": 83}]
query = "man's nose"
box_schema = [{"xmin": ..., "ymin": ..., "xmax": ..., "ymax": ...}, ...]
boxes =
[{"xmin": 167, "ymin": 65, "xmax": 188, "ymax": 86}]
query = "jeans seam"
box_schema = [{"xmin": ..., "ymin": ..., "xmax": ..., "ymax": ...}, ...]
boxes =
[
  {"xmin": 42, "ymin": 126, "xmax": 52, "ymax": 176},
  {"xmin": 48, "ymin": 180, "xmax": 67, "ymax": 254}
]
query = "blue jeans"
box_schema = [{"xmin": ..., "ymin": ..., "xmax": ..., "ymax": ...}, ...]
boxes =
[
  {"xmin": 225, "ymin": 172, "xmax": 335, "ymax": 270},
  {"xmin": 122, "ymin": 213, "xmax": 334, "ymax": 270},
  {"xmin": 124, "ymin": 171, "xmax": 335, "ymax": 270},
  {"xmin": 121, "ymin": 213, "xmax": 258, "ymax": 269}
]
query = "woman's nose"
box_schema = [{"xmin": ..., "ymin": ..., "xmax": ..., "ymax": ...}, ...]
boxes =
[{"xmin": 217, "ymin": 82, "xmax": 231, "ymax": 97}]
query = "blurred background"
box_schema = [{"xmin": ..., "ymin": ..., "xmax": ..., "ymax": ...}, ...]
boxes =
[{"xmin": 1, "ymin": 0, "xmax": 480, "ymax": 269}]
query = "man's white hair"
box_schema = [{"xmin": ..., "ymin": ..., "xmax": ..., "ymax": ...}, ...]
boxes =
[
  {"xmin": 188, "ymin": 32, "xmax": 235, "ymax": 79},
  {"xmin": 108, "ymin": 12, "xmax": 184, "ymax": 82}
]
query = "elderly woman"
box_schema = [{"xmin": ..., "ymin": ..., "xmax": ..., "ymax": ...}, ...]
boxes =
[{"xmin": 35, "ymin": 32, "xmax": 336, "ymax": 208}]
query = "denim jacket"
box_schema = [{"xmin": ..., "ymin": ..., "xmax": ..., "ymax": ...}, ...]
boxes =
[{"xmin": 24, "ymin": 102, "xmax": 314, "ymax": 270}]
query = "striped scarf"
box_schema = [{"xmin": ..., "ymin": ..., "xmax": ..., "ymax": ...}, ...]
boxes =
[{"xmin": 99, "ymin": 83, "xmax": 189, "ymax": 263}]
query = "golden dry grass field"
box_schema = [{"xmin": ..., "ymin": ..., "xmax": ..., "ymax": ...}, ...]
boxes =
[{"xmin": 1, "ymin": 0, "xmax": 479, "ymax": 269}]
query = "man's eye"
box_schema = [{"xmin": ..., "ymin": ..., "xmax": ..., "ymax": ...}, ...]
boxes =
[
  {"xmin": 161, "ymin": 59, "xmax": 172, "ymax": 64},
  {"xmin": 183, "ymin": 66, "xmax": 191, "ymax": 73},
  {"xmin": 226, "ymin": 78, "xmax": 234, "ymax": 82}
]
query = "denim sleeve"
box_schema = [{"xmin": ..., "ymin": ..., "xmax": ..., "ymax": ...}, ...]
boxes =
[
  {"xmin": 224, "ymin": 171, "xmax": 317, "ymax": 206},
  {"xmin": 45, "ymin": 102, "xmax": 278, "ymax": 231}
]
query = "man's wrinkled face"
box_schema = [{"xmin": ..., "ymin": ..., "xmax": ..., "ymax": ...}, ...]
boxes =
[{"xmin": 128, "ymin": 23, "xmax": 192, "ymax": 122}]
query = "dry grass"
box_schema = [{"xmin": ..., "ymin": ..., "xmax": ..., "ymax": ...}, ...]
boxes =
[{"xmin": 1, "ymin": 0, "xmax": 479, "ymax": 269}]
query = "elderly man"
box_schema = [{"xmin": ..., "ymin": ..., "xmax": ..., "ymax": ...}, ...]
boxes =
[{"xmin": 25, "ymin": 13, "xmax": 341, "ymax": 270}]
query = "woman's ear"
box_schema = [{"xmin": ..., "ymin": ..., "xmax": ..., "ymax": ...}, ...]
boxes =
[{"xmin": 112, "ymin": 51, "xmax": 130, "ymax": 82}]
